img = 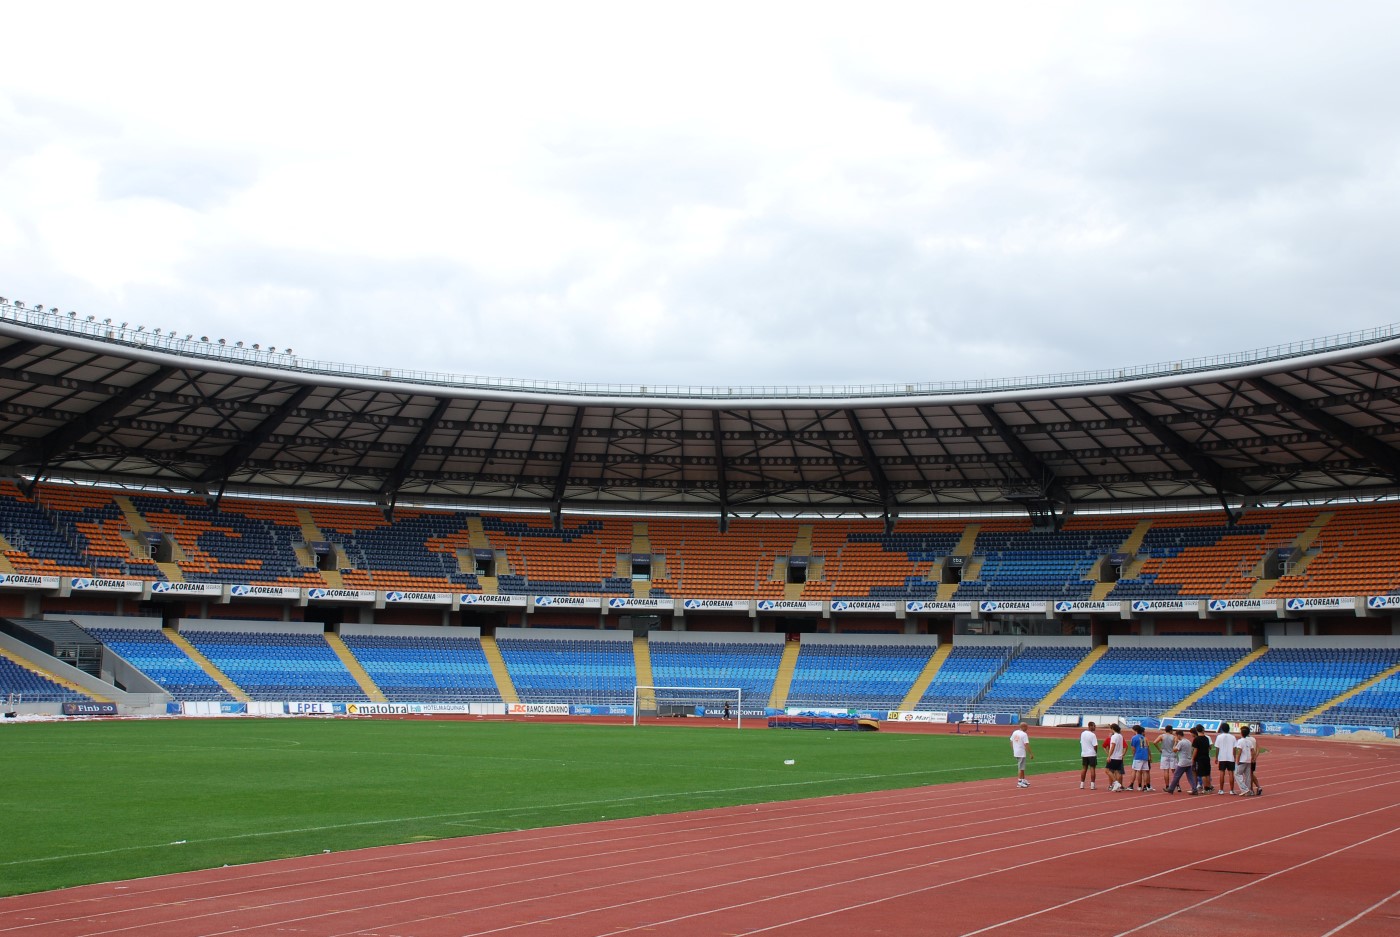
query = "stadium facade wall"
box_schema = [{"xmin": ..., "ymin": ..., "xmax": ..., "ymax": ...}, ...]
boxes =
[
  {"xmin": 1267, "ymin": 634, "xmax": 1400, "ymax": 649},
  {"xmin": 649, "ymin": 630, "xmax": 785, "ymax": 645},
  {"xmin": 180, "ymin": 619, "xmax": 324, "ymax": 635},
  {"xmin": 1109, "ymin": 635, "xmax": 1255, "ymax": 649},
  {"xmin": 340, "ymin": 623, "xmax": 482, "ymax": 639},
  {"xmin": 802, "ymin": 632, "xmax": 939, "ymax": 646}
]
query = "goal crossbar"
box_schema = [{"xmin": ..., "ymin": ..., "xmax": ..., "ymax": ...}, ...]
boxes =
[{"xmin": 633, "ymin": 685, "xmax": 744, "ymax": 728}]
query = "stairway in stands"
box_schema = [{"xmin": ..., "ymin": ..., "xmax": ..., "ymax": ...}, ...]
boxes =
[
  {"xmin": 1030, "ymin": 645, "xmax": 1107, "ymax": 717},
  {"xmin": 1163, "ymin": 646, "xmax": 1269, "ymax": 718},
  {"xmin": 899, "ymin": 643, "xmax": 954, "ymax": 710},
  {"xmin": 295, "ymin": 509, "xmax": 342, "ymax": 587},
  {"xmin": 939, "ymin": 525, "xmax": 982, "ymax": 600},
  {"xmin": 115, "ymin": 496, "xmax": 185, "ymax": 581},
  {"xmin": 479, "ymin": 635, "xmax": 519, "ymax": 704},
  {"xmin": 633, "ymin": 635, "xmax": 654, "ymax": 689},
  {"xmin": 768, "ymin": 640, "xmax": 801, "ymax": 709},
  {"xmin": 1298, "ymin": 660, "xmax": 1400, "ymax": 723},
  {"xmin": 324, "ymin": 633, "xmax": 387, "ymax": 702},
  {"xmin": 163, "ymin": 627, "xmax": 250, "ymax": 702}
]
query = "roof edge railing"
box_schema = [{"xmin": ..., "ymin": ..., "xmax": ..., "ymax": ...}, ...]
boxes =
[{"xmin": 3, "ymin": 298, "xmax": 1399, "ymax": 401}]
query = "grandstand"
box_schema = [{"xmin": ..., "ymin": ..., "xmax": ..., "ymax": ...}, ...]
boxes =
[{"xmin": 0, "ymin": 302, "xmax": 1396, "ymax": 730}]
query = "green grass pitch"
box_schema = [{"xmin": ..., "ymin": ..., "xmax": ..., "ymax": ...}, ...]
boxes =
[{"xmin": 0, "ymin": 718, "xmax": 1077, "ymax": 896}]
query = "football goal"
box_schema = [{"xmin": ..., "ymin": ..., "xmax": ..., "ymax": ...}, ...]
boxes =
[{"xmin": 632, "ymin": 685, "xmax": 745, "ymax": 728}]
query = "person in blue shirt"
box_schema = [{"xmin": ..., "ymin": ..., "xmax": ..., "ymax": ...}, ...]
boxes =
[{"xmin": 1128, "ymin": 724, "xmax": 1153, "ymax": 791}]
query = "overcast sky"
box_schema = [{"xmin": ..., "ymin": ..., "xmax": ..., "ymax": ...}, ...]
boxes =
[{"xmin": 2, "ymin": 2, "xmax": 1398, "ymax": 389}]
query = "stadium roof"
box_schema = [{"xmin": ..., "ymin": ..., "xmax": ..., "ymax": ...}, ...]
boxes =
[{"xmin": 2, "ymin": 298, "xmax": 1400, "ymax": 526}]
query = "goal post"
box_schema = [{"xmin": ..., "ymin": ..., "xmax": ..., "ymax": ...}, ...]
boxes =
[{"xmin": 632, "ymin": 685, "xmax": 745, "ymax": 728}]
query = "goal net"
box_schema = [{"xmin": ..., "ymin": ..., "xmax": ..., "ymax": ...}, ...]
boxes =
[{"xmin": 633, "ymin": 685, "xmax": 745, "ymax": 728}]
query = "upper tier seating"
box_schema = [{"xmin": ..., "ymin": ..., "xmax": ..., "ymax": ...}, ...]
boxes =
[
  {"xmin": 954, "ymin": 529, "xmax": 1129, "ymax": 601},
  {"xmin": 4, "ymin": 485, "xmax": 1400, "ymax": 601}
]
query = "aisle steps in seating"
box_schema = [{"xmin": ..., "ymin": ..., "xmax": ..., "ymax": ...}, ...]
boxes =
[
  {"xmin": 466, "ymin": 516, "xmax": 493, "ymax": 551},
  {"xmin": 294, "ymin": 508, "xmax": 324, "ymax": 544},
  {"xmin": 951, "ymin": 524, "xmax": 981, "ymax": 558},
  {"xmin": 768, "ymin": 640, "xmax": 801, "ymax": 709},
  {"xmin": 1163, "ymin": 646, "xmax": 1268, "ymax": 718},
  {"xmin": 633, "ymin": 635, "xmax": 654, "ymax": 689},
  {"xmin": 899, "ymin": 642, "xmax": 954, "ymax": 711},
  {"xmin": 325, "ymin": 633, "xmax": 388, "ymax": 702},
  {"xmin": 164, "ymin": 628, "xmax": 251, "ymax": 702},
  {"xmin": 631, "ymin": 523, "xmax": 651, "ymax": 555},
  {"xmin": 479, "ymin": 635, "xmax": 519, "ymax": 704},
  {"xmin": 1030, "ymin": 644, "xmax": 1107, "ymax": 717}
]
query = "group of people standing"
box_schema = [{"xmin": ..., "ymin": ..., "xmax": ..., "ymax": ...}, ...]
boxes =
[
  {"xmin": 1154, "ymin": 721, "xmax": 1262, "ymax": 796},
  {"xmin": 1010, "ymin": 720, "xmax": 1263, "ymax": 796}
]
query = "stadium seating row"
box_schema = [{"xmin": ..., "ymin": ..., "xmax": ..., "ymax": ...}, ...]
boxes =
[
  {"xmin": 5, "ymin": 483, "xmax": 1400, "ymax": 599},
  {"xmin": 3, "ymin": 626, "xmax": 1394, "ymax": 728}
]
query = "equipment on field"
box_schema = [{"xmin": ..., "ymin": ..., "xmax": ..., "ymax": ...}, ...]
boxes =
[{"xmin": 633, "ymin": 685, "xmax": 744, "ymax": 729}]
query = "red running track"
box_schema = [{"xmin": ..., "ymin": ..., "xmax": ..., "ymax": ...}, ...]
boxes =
[{"xmin": 1, "ymin": 737, "xmax": 1396, "ymax": 936}]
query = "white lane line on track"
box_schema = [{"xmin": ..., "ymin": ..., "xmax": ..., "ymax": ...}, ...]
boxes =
[
  {"xmin": 0, "ymin": 773, "xmax": 1081, "ymax": 919},
  {"xmin": 3, "ymin": 752, "xmax": 1381, "ymax": 937},
  {"xmin": 0, "ymin": 757, "xmax": 1066, "ymax": 869},
  {"xmin": 311, "ymin": 767, "xmax": 1398, "ymax": 937},
  {"xmin": 1111, "ymin": 827, "xmax": 1400, "ymax": 936},
  {"xmin": 2, "ymin": 752, "xmax": 1364, "ymax": 937},
  {"xmin": 1316, "ymin": 886, "xmax": 1400, "ymax": 937},
  {"xmin": 582, "ymin": 799, "xmax": 1400, "ymax": 937},
  {"xmin": 8, "ymin": 765, "xmax": 1234, "ymax": 937}
]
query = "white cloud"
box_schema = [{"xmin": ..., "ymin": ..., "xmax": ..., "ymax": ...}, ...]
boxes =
[{"xmin": 1, "ymin": 2, "xmax": 1398, "ymax": 386}]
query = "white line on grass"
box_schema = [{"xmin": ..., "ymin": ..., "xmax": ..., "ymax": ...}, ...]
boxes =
[{"xmin": 0, "ymin": 758, "xmax": 1077, "ymax": 869}]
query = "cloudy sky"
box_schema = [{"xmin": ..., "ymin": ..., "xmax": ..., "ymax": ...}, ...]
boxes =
[{"xmin": 2, "ymin": 2, "xmax": 1398, "ymax": 389}]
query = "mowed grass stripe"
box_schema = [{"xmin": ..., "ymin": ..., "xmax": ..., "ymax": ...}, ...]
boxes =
[{"xmin": 0, "ymin": 719, "xmax": 1077, "ymax": 896}]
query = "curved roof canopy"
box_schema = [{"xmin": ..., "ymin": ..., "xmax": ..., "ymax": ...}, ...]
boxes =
[{"xmin": 2, "ymin": 299, "xmax": 1400, "ymax": 525}]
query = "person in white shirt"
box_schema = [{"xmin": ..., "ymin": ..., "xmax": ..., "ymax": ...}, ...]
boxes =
[
  {"xmin": 1010, "ymin": 722, "xmax": 1033, "ymax": 788},
  {"xmin": 1215, "ymin": 722, "xmax": 1238, "ymax": 795},
  {"xmin": 1079, "ymin": 721, "xmax": 1100, "ymax": 790},
  {"xmin": 1154, "ymin": 724, "xmax": 1176, "ymax": 791},
  {"xmin": 1235, "ymin": 724, "xmax": 1258, "ymax": 795},
  {"xmin": 1104, "ymin": 724, "xmax": 1126, "ymax": 791}
]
